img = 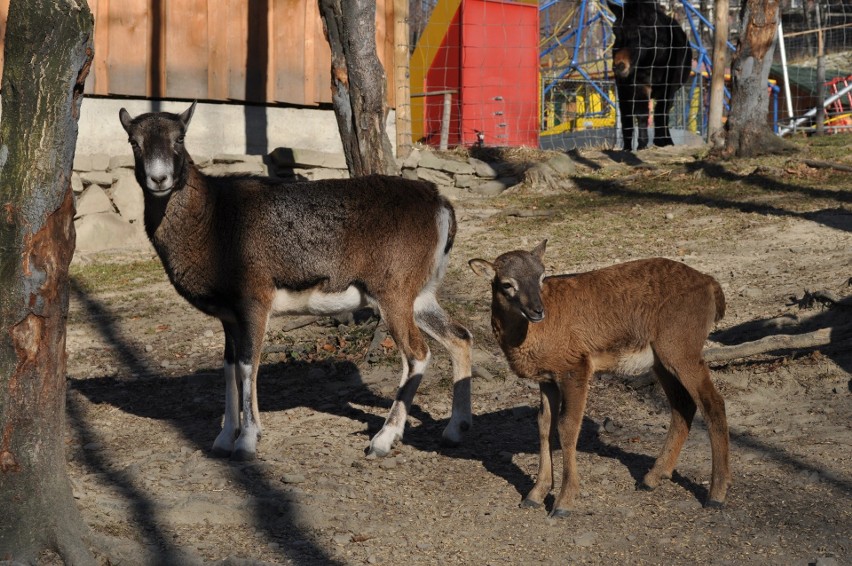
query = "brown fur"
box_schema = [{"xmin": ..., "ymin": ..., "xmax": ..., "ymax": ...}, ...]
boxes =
[
  {"xmin": 119, "ymin": 103, "xmax": 473, "ymax": 461},
  {"xmin": 470, "ymin": 242, "xmax": 731, "ymax": 517}
]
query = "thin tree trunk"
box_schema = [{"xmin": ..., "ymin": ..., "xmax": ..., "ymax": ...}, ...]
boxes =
[
  {"xmin": 722, "ymin": 0, "xmax": 795, "ymax": 157},
  {"xmin": 318, "ymin": 0, "xmax": 398, "ymax": 176},
  {"xmin": 0, "ymin": 1, "xmax": 94, "ymax": 563}
]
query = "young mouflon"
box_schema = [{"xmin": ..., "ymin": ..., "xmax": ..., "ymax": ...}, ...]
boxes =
[
  {"xmin": 470, "ymin": 241, "xmax": 731, "ymax": 517},
  {"xmin": 119, "ymin": 102, "xmax": 473, "ymax": 461}
]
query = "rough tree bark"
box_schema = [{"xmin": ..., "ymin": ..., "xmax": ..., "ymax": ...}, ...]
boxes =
[
  {"xmin": 723, "ymin": 0, "xmax": 795, "ymax": 157},
  {"xmin": 0, "ymin": 1, "xmax": 94, "ymax": 563},
  {"xmin": 318, "ymin": 0, "xmax": 398, "ymax": 176}
]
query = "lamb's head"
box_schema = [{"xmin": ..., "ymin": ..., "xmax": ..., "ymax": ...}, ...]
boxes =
[
  {"xmin": 469, "ymin": 240, "xmax": 548, "ymax": 323},
  {"xmin": 119, "ymin": 102, "xmax": 196, "ymax": 197}
]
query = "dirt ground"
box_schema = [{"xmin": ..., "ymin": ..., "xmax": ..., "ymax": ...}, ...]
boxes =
[{"xmin": 64, "ymin": 139, "xmax": 851, "ymax": 565}]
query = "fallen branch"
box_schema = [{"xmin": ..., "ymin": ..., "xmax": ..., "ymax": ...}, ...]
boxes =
[
  {"xmin": 704, "ymin": 324, "xmax": 852, "ymax": 363},
  {"xmin": 501, "ymin": 208, "xmax": 558, "ymax": 218},
  {"xmin": 802, "ymin": 159, "xmax": 852, "ymax": 173}
]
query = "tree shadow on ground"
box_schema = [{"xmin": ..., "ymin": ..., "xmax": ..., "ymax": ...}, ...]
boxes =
[
  {"xmin": 68, "ymin": 279, "xmax": 346, "ymax": 566},
  {"xmin": 571, "ymin": 160, "xmax": 852, "ymax": 233}
]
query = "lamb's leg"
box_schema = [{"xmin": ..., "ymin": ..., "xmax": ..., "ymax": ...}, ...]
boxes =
[
  {"xmin": 414, "ymin": 294, "xmax": 473, "ymax": 446},
  {"xmin": 551, "ymin": 369, "xmax": 591, "ymax": 517},
  {"xmin": 212, "ymin": 323, "xmax": 240, "ymax": 457},
  {"xmin": 522, "ymin": 380, "xmax": 560, "ymax": 508},
  {"xmin": 640, "ymin": 361, "xmax": 696, "ymax": 490},
  {"xmin": 368, "ymin": 308, "xmax": 431, "ymax": 457}
]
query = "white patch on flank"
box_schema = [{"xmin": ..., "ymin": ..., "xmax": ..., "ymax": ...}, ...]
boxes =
[
  {"xmin": 271, "ymin": 285, "xmax": 366, "ymax": 316},
  {"xmin": 616, "ymin": 347, "xmax": 655, "ymax": 376}
]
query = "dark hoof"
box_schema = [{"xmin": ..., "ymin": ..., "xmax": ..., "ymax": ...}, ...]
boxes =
[
  {"xmin": 549, "ymin": 508, "xmax": 571, "ymax": 519},
  {"xmin": 231, "ymin": 449, "xmax": 256, "ymax": 462},
  {"xmin": 636, "ymin": 481, "xmax": 655, "ymax": 492},
  {"xmin": 705, "ymin": 499, "xmax": 725, "ymax": 510},
  {"xmin": 520, "ymin": 498, "xmax": 542, "ymax": 509},
  {"xmin": 460, "ymin": 421, "xmax": 471, "ymax": 432},
  {"xmin": 210, "ymin": 447, "xmax": 232, "ymax": 459}
]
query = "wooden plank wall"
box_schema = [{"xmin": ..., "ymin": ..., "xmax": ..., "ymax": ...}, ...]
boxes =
[{"xmin": 0, "ymin": 0, "xmax": 396, "ymax": 108}]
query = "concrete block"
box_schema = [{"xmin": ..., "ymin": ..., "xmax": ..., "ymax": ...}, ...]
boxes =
[
  {"xmin": 74, "ymin": 212, "xmax": 148, "ymax": 253},
  {"xmin": 79, "ymin": 171, "xmax": 115, "ymax": 187},
  {"xmin": 91, "ymin": 153, "xmax": 111, "ymax": 171},
  {"xmin": 71, "ymin": 173, "xmax": 84, "ymax": 194},
  {"xmin": 416, "ymin": 167, "xmax": 453, "ymax": 186},
  {"xmin": 201, "ymin": 162, "xmax": 265, "ymax": 176},
  {"xmin": 454, "ymin": 174, "xmax": 478, "ymax": 188},
  {"xmin": 471, "ymin": 177, "xmax": 518, "ymax": 196},
  {"xmin": 73, "ymin": 154, "xmax": 93, "ymax": 172},
  {"xmin": 418, "ymin": 152, "xmax": 474, "ymax": 175},
  {"xmin": 75, "ymin": 185, "xmax": 113, "ymax": 218},
  {"xmin": 304, "ymin": 168, "xmax": 349, "ymax": 181},
  {"xmin": 111, "ymin": 174, "xmax": 145, "ymax": 223},
  {"xmin": 469, "ymin": 157, "xmax": 499, "ymax": 179},
  {"xmin": 269, "ymin": 147, "xmax": 347, "ymax": 170},
  {"xmin": 109, "ymin": 154, "xmax": 135, "ymax": 171},
  {"xmin": 401, "ymin": 148, "xmax": 422, "ymax": 169}
]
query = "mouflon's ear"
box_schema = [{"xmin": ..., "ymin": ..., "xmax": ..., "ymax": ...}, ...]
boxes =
[
  {"xmin": 531, "ymin": 239, "xmax": 547, "ymax": 261},
  {"xmin": 119, "ymin": 108, "xmax": 134, "ymax": 133},
  {"xmin": 469, "ymin": 258, "xmax": 496, "ymax": 280},
  {"xmin": 180, "ymin": 101, "xmax": 197, "ymax": 129}
]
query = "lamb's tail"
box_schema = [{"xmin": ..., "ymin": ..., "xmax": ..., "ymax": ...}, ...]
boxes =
[{"xmin": 711, "ymin": 278, "xmax": 726, "ymax": 323}]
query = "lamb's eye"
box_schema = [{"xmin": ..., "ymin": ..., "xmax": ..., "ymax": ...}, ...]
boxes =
[
  {"xmin": 176, "ymin": 135, "xmax": 185, "ymax": 145},
  {"xmin": 501, "ymin": 281, "xmax": 514, "ymax": 292}
]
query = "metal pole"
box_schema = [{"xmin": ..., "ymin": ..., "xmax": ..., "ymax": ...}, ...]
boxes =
[{"xmin": 777, "ymin": 21, "xmax": 794, "ymax": 121}]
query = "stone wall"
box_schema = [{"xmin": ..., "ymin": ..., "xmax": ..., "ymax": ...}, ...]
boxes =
[{"xmin": 72, "ymin": 147, "xmax": 575, "ymax": 257}]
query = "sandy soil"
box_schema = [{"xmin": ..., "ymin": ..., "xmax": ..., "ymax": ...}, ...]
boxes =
[{"xmin": 64, "ymin": 143, "xmax": 851, "ymax": 565}]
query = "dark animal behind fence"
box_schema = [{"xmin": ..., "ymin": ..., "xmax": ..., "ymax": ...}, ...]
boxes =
[{"xmin": 611, "ymin": 0, "xmax": 693, "ymax": 151}]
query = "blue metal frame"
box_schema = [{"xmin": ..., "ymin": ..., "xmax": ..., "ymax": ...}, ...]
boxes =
[{"xmin": 539, "ymin": 0, "xmax": 780, "ymax": 138}]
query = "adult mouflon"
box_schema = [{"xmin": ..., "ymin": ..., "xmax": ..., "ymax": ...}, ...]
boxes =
[{"xmin": 119, "ymin": 102, "xmax": 473, "ymax": 461}]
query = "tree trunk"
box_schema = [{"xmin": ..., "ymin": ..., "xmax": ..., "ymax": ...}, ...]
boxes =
[
  {"xmin": 722, "ymin": 0, "xmax": 795, "ymax": 157},
  {"xmin": 0, "ymin": 1, "xmax": 94, "ymax": 563},
  {"xmin": 318, "ymin": 0, "xmax": 398, "ymax": 176}
]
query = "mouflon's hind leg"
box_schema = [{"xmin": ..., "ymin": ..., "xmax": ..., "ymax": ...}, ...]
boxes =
[
  {"xmin": 368, "ymin": 306, "xmax": 431, "ymax": 457},
  {"xmin": 654, "ymin": 337, "xmax": 731, "ymax": 506},
  {"xmin": 231, "ymin": 305, "xmax": 270, "ymax": 461},
  {"xmin": 640, "ymin": 361, "xmax": 697, "ymax": 491},
  {"xmin": 414, "ymin": 294, "xmax": 473, "ymax": 446}
]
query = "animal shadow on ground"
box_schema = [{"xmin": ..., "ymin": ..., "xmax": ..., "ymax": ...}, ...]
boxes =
[
  {"xmin": 72, "ymin": 358, "xmax": 691, "ymax": 518},
  {"xmin": 69, "ymin": 282, "xmax": 704, "ymax": 527}
]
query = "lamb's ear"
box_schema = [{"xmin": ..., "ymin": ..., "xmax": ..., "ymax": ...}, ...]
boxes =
[
  {"xmin": 119, "ymin": 108, "xmax": 133, "ymax": 133},
  {"xmin": 531, "ymin": 239, "xmax": 547, "ymax": 260},
  {"xmin": 469, "ymin": 259, "xmax": 496, "ymax": 280},
  {"xmin": 180, "ymin": 101, "xmax": 197, "ymax": 129}
]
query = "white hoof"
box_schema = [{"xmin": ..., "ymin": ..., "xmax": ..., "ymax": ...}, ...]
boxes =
[{"xmin": 368, "ymin": 427, "xmax": 400, "ymax": 457}]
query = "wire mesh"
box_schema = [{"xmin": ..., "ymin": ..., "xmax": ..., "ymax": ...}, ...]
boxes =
[{"xmin": 405, "ymin": 0, "xmax": 852, "ymax": 149}]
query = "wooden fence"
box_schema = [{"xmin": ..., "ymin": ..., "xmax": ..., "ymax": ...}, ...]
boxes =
[{"xmin": 0, "ymin": 0, "xmax": 397, "ymax": 108}]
